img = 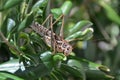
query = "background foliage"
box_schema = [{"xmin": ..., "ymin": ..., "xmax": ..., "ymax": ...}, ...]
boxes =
[{"xmin": 0, "ymin": 0, "xmax": 120, "ymax": 80}]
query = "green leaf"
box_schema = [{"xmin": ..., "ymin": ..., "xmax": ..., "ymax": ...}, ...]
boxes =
[
  {"xmin": 15, "ymin": 63, "xmax": 51, "ymax": 80},
  {"xmin": 66, "ymin": 28, "xmax": 93, "ymax": 41},
  {"xmin": 60, "ymin": 1, "xmax": 72, "ymax": 15},
  {"xmin": 7, "ymin": 18, "xmax": 15, "ymax": 34},
  {"xmin": 86, "ymin": 70, "xmax": 114, "ymax": 80},
  {"xmin": 69, "ymin": 57, "xmax": 110, "ymax": 72},
  {"xmin": 17, "ymin": 13, "xmax": 33, "ymax": 32},
  {"xmin": 0, "ymin": 59, "xmax": 20, "ymax": 73},
  {"xmin": 18, "ymin": 32, "xmax": 36, "ymax": 54},
  {"xmin": 69, "ymin": 20, "xmax": 93, "ymax": 35},
  {"xmin": 65, "ymin": 31, "xmax": 82, "ymax": 40},
  {"xmin": 40, "ymin": 51, "xmax": 54, "ymax": 70},
  {"xmin": 0, "ymin": 0, "xmax": 23, "ymax": 11},
  {"xmin": 32, "ymin": 0, "xmax": 48, "ymax": 11},
  {"xmin": 67, "ymin": 59, "xmax": 86, "ymax": 80},
  {"xmin": 30, "ymin": 33, "xmax": 48, "ymax": 52},
  {"xmin": 79, "ymin": 28, "xmax": 93, "ymax": 40},
  {"xmin": 51, "ymin": 8, "xmax": 63, "ymax": 19},
  {"xmin": 17, "ymin": 17, "xmax": 28, "ymax": 32},
  {"xmin": 40, "ymin": 51, "xmax": 52, "ymax": 62},
  {"xmin": 18, "ymin": 32, "xmax": 30, "ymax": 45},
  {"xmin": 61, "ymin": 64, "xmax": 85, "ymax": 80},
  {"xmin": 99, "ymin": 1, "xmax": 120, "ymax": 25},
  {"xmin": 53, "ymin": 53, "xmax": 67, "ymax": 62},
  {"xmin": 0, "ymin": 71, "xmax": 24, "ymax": 80},
  {"xmin": 14, "ymin": 53, "xmax": 52, "ymax": 80},
  {"xmin": 51, "ymin": 70, "xmax": 64, "ymax": 80},
  {"xmin": 67, "ymin": 57, "xmax": 114, "ymax": 79}
]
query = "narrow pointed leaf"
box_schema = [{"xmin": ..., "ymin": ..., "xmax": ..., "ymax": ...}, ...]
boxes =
[
  {"xmin": 0, "ymin": 59, "xmax": 20, "ymax": 73},
  {"xmin": 17, "ymin": 17, "xmax": 28, "ymax": 32},
  {"xmin": 69, "ymin": 20, "xmax": 93, "ymax": 35},
  {"xmin": 61, "ymin": 64, "xmax": 85, "ymax": 80},
  {"xmin": 99, "ymin": 1, "xmax": 120, "ymax": 25},
  {"xmin": 66, "ymin": 28, "xmax": 93, "ymax": 41},
  {"xmin": 0, "ymin": 72, "xmax": 24, "ymax": 80},
  {"xmin": 67, "ymin": 59, "xmax": 86, "ymax": 80},
  {"xmin": 0, "ymin": 0, "xmax": 23, "ymax": 11},
  {"xmin": 60, "ymin": 1, "xmax": 72, "ymax": 15},
  {"xmin": 7, "ymin": 18, "xmax": 15, "ymax": 34},
  {"xmin": 51, "ymin": 8, "xmax": 62, "ymax": 19}
]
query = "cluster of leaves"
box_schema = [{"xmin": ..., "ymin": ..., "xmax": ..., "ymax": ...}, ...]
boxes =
[
  {"xmin": 0, "ymin": 0, "xmax": 115, "ymax": 80},
  {"xmin": 60, "ymin": 0, "xmax": 120, "ymax": 80}
]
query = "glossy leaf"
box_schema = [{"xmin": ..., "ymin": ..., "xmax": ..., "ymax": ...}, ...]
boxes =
[
  {"xmin": 67, "ymin": 59, "xmax": 86, "ymax": 80},
  {"xmin": 61, "ymin": 64, "xmax": 85, "ymax": 80},
  {"xmin": 0, "ymin": 59, "xmax": 20, "ymax": 73},
  {"xmin": 0, "ymin": 71, "xmax": 24, "ymax": 80},
  {"xmin": 80, "ymin": 28, "xmax": 93, "ymax": 40},
  {"xmin": 69, "ymin": 20, "xmax": 93, "ymax": 35},
  {"xmin": 69, "ymin": 56, "xmax": 110, "ymax": 72},
  {"xmin": 40, "ymin": 51, "xmax": 54, "ymax": 70},
  {"xmin": 15, "ymin": 63, "xmax": 50, "ymax": 80},
  {"xmin": 66, "ymin": 28, "xmax": 93, "ymax": 41},
  {"xmin": 86, "ymin": 70, "xmax": 114, "ymax": 80},
  {"xmin": 32, "ymin": 0, "xmax": 48, "ymax": 11},
  {"xmin": 40, "ymin": 51, "xmax": 52, "ymax": 62},
  {"xmin": 0, "ymin": 0, "xmax": 23, "ymax": 11},
  {"xmin": 17, "ymin": 17, "xmax": 28, "ymax": 32},
  {"xmin": 60, "ymin": 1, "xmax": 72, "ymax": 15},
  {"xmin": 17, "ymin": 13, "xmax": 33, "ymax": 32},
  {"xmin": 51, "ymin": 8, "xmax": 63, "ymax": 19},
  {"xmin": 65, "ymin": 31, "xmax": 82, "ymax": 40},
  {"xmin": 14, "ymin": 53, "xmax": 51, "ymax": 80},
  {"xmin": 53, "ymin": 53, "xmax": 67, "ymax": 62},
  {"xmin": 7, "ymin": 18, "xmax": 15, "ymax": 34}
]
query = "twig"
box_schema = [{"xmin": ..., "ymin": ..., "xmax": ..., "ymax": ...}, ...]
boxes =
[{"xmin": 0, "ymin": 31, "xmax": 22, "ymax": 56}]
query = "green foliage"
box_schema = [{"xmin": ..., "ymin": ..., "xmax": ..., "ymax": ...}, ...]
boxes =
[
  {"xmin": 99, "ymin": 0, "xmax": 120, "ymax": 25},
  {"xmin": 0, "ymin": 0, "xmax": 23, "ymax": 11},
  {"xmin": 0, "ymin": 0, "xmax": 117, "ymax": 80},
  {"xmin": 0, "ymin": 71, "xmax": 23, "ymax": 80}
]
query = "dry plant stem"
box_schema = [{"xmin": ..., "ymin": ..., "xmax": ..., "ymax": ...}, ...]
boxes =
[{"xmin": 0, "ymin": 31, "xmax": 22, "ymax": 55}]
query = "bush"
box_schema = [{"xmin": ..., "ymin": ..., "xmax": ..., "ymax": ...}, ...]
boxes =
[{"xmin": 0, "ymin": 0, "xmax": 116, "ymax": 80}]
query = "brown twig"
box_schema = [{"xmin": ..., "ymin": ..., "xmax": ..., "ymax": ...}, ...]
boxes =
[{"xmin": 0, "ymin": 31, "xmax": 22, "ymax": 56}]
